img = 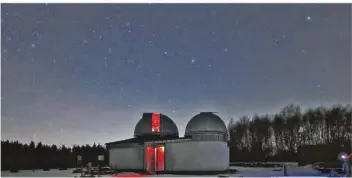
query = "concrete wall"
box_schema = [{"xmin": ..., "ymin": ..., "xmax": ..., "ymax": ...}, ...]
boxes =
[
  {"xmin": 109, "ymin": 146, "xmax": 144, "ymax": 170},
  {"xmin": 165, "ymin": 141, "xmax": 229, "ymax": 171}
]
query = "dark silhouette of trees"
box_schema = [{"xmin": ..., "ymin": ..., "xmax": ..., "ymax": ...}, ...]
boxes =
[
  {"xmin": 1, "ymin": 141, "xmax": 108, "ymax": 170},
  {"xmin": 228, "ymin": 104, "xmax": 352, "ymax": 162},
  {"xmin": 2, "ymin": 104, "xmax": 351, "ymax": 170}
]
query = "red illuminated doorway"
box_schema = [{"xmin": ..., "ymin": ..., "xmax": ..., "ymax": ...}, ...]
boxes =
[{"xmin": 145, "ymin": 145, "xmax": 165, "ymax": 173}]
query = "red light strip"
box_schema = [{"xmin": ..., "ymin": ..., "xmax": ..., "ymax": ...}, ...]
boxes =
[{"xmin": 151, "ymin": 113, "xmax": 160, "ymax": 133}]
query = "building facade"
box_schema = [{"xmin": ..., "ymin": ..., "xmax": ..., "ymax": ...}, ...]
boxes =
[{"xmin": 106, "ymin": 112, "xmax": 229, "ymax": 174}]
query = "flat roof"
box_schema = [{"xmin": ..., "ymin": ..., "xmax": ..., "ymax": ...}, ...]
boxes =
[{"xmin": 106, "ymin": 136, "xmax": 184, "ymax": 146}]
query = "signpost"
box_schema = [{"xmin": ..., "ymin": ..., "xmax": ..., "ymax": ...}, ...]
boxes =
[
  {"xmin": 77, "ymin": 155, "xmax": 83, "ymax": 176},
  {"xmin": 87, "ymin": 162, "xmax": 92, "ymax": 175},
  {"xmin": 98, "ymin": 155, "xmax": 104, "ymax": 176}
]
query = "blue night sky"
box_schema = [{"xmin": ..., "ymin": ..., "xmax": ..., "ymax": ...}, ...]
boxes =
[{"xmin": 1, "ymin": 4, "xmax": 351, "ymax": 146}]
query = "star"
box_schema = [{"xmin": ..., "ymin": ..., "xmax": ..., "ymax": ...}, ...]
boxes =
[
  {"xmin": 31, "ymin": 43, "xmax": 35, "ymax": 48},
  {"xmin": 33, "ymin": 31, "xmax": 40, "ymax": 36},
  {"xmin": 223, "ymin": 48, "xmax": 228, "ymax": 52},
  {"xmin": 191, "ymin": 58, "xmax": 196, "ymax": 64},
  {"xmin": 108, "ymin": 48, "xmax": 112, "ymax": 53},
  {"xmin": 306, "ymin": 16, "xmax": 312, "ymax": 21},
  {"xmin": 208, "ymin": 64, "xmax": 212, "ymax": 67},
  {"xmin": 164, "ymin": 51, "xmax": 168, "ymax": 55}
]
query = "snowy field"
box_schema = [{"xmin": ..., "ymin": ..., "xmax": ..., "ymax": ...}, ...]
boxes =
[
  {"xmin": 1, "ymin": 169, "xmax": 81, "ymax": 177},
  {"xmin": 0, "ymin": 164, "xmax": 339, "ymax": 177}
]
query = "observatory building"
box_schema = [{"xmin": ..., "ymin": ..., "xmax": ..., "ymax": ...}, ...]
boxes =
[{"xmin": 106, "ymin": 112, "xmax": 229, "ymax": 174}]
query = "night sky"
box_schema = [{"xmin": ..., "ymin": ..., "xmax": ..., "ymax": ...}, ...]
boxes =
[{"xmin": 1, "ymin": 4, "xmax": 351, "ymax": 146}]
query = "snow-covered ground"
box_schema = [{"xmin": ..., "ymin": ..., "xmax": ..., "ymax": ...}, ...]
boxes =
[
  {"xmin": 0, "ymin": 164, "xmax": 340, "ymax": 177},
  {"xmin": 1, "ymin": 168, "xmax": 81, "ymax": 177}
]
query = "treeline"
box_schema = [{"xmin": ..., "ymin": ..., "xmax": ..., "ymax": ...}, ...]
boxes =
[
  {"xmin": 2, "ymin": 104, "xmax": 351, "ymax": 170},
  {"xmin": 1, "ymin": 141, "xmax": 108, "ymax": 170},
  {"xmin": 228, "ymin": 104, "xmax": 352, "ymax": 162}
]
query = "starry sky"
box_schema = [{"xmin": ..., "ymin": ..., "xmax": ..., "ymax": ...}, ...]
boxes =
[{"xmin": 1, "ymin": 4, "xmax": 351, "ymax": 146}]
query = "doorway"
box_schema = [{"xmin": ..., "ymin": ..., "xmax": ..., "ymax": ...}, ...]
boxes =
[{"xmin": 145, "ymin": 145, "xmax": 165, "ymax": 173}]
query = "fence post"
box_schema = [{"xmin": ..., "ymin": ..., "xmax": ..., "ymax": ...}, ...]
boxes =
[{"xmin": 283, "ymin": 163, "xmax": 287, "ymax": 176}]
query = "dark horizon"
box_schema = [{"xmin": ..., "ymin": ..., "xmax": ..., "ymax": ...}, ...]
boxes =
[{"xmin": 2, "ymin": 4, "xmax": 351, "ymax": 146}]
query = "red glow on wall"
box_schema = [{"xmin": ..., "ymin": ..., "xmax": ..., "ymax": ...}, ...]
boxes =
[
  {"xmin": 145, "ymin": 146, "xmax": 154, "ymax": 172},
  {"xmin": 145, "ymin": 145, "xmax": 165, "ymax": 173},
  {"xmin": 151, "ymin": 113, "xmax": 160, "ymax": 132},
  {"xmin": 156, "ymin": 146, "xmax": 165, "ymax": 171}
]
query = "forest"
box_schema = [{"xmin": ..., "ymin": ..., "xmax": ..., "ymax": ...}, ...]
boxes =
[
  {"xmin": 1, "ymin": 104, "xmax": 351, "ymax": 170},
  {"xmin": 1, "ymin": 141, "xmax": 108, "ymax": 171},
  {"xmin": 228, "ymin": 104, "xmax": 351, "ymax": 162}
]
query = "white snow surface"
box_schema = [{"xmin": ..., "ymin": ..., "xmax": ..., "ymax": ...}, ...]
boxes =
[
  {"xmin": 1, "ymin": 164, "xmax": 324, "ymax": 177},
  {"xmin": 1, "ymin": 168, "xmax": 81, "ymax": 177}
]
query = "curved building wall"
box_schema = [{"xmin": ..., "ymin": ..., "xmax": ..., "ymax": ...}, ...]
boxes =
[
  {"xmin": 109, "ymin": 146, "xmax": 143, "ymax": 170},
  {"xmin": 165, "ymin": 141, "xmax": 229, "ymax": 172},
  {"xmin": 190, "ymin": 133, "xmax": 227, "ymax": 142}
]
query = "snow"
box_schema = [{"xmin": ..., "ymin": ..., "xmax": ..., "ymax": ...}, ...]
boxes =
[
  {"xmin": 1, "ymin": 168, "xmax": 81, "ymax": 177},
  {"xmin": 230, "ymin": 166, "xmax": 284, "ymax": 177},
  {"xmin": 1, "ymin": 164, "xmax": 344, "ymax": 177}
]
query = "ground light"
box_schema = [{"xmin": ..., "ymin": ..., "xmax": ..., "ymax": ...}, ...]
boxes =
[{"xmin": 338, "ymin": 152, "xmax": 351, "ymax": 177}]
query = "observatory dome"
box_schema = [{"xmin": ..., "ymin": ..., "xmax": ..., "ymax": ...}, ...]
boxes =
[
  {"xmin": 185, "ymin": 112, "xmax": 227, "ymax": 137},
  {"xmin": 134, "ymin": 113, "xmax": 179, "ymax": 138}
]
